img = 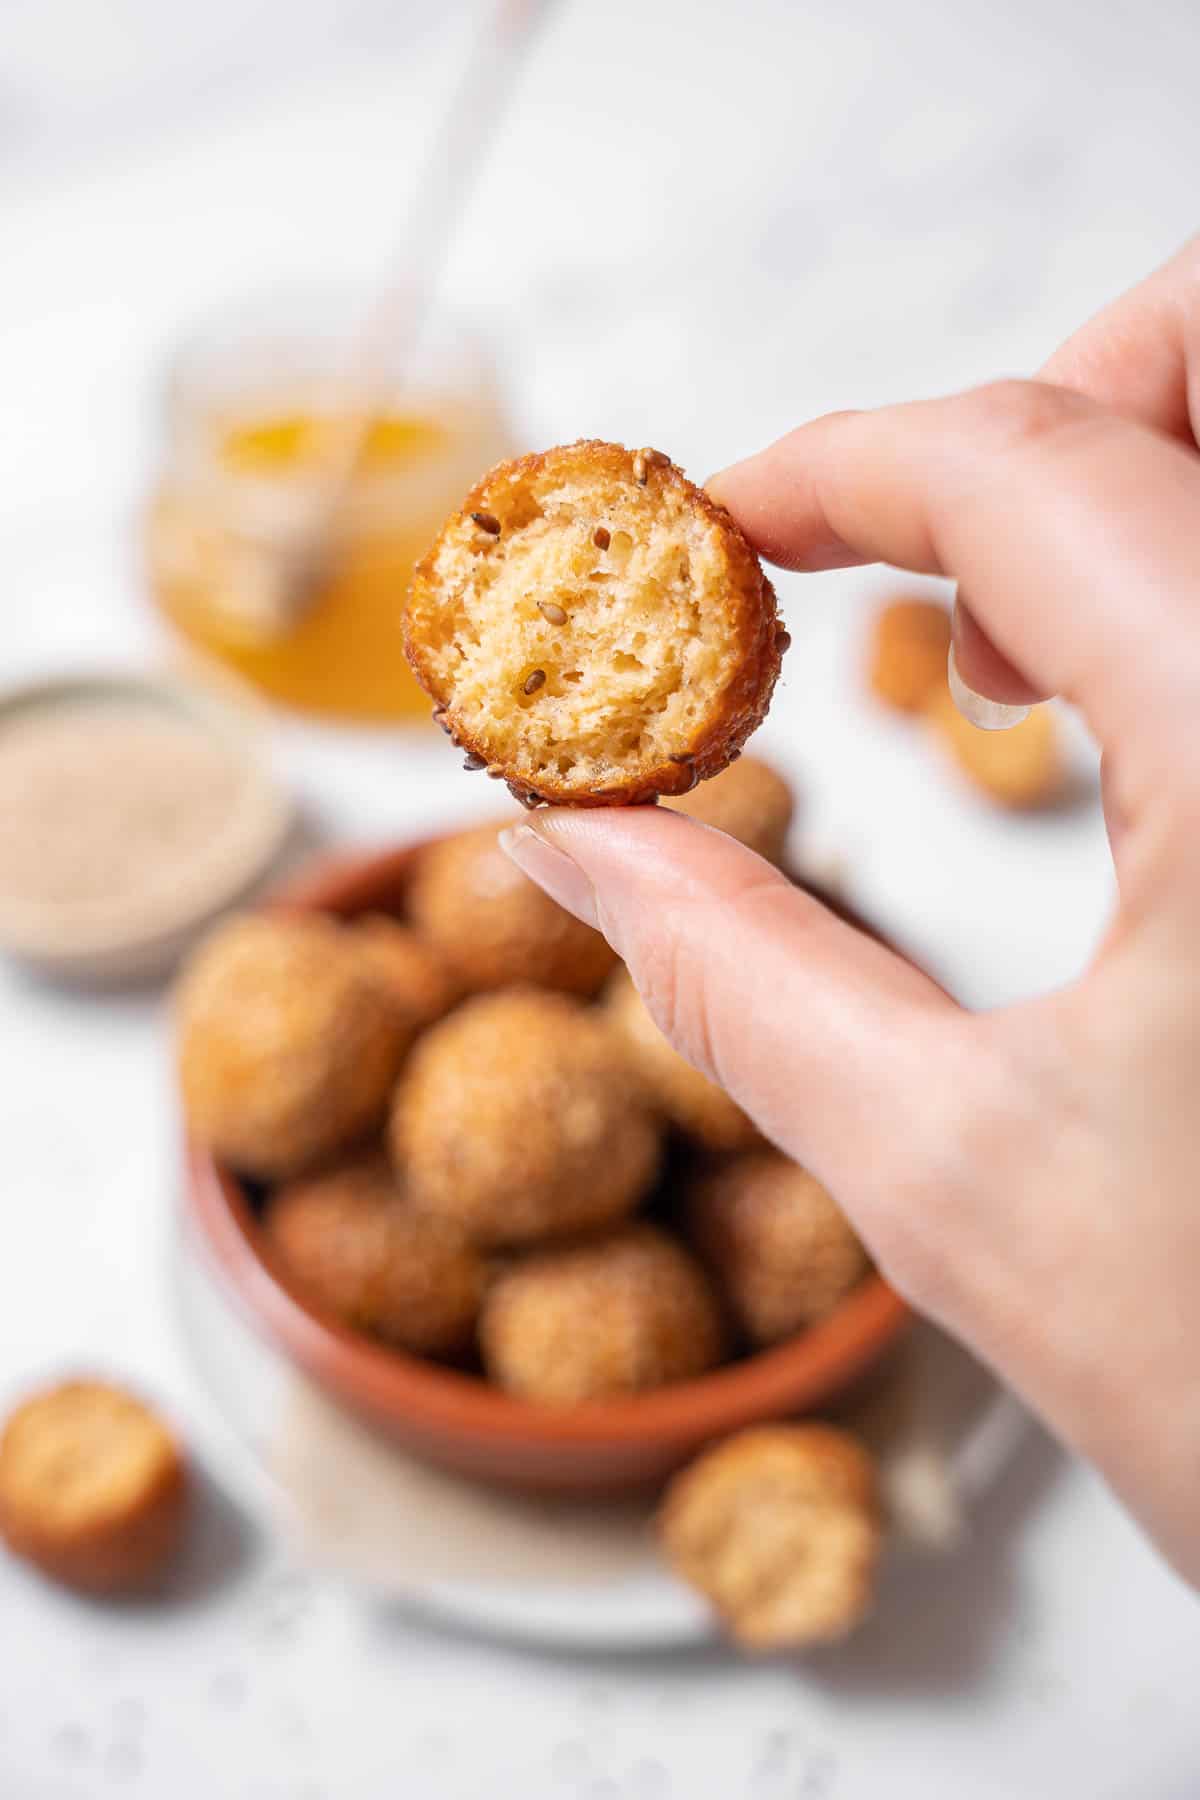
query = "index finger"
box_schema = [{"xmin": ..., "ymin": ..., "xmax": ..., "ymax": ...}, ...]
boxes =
[{"xmin": 708, "ymin": 380, "xmax": 1200, "ymax": 768}]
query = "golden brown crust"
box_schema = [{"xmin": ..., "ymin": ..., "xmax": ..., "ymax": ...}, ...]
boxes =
[
  {"xmin": 867, "ymin": 597, "xmax": 952, "ymax": 713},
  {"xmin": 390, "ymin": 988, "xmax": 662, "ymax": 1246},
  {"xmin": 682, "ymin": 1151, "xmax": 868, "ymax": 1345},
  {"xmin": 480, "ymin": 1224, "xmax": 725, "ymax": 1403},
  {"xmin": 407, "ymin": 824, "xmax": 616, "ymax": 997},
  {"xmin": 405, "ymin": 441, "xmax": 786, "ymax": 808},
  {"xmin": 350, "ymin": 915, "xmax": 459, "ymax": 1034},
  {"xmin": 0, "ymin": 1380, "xmax": 189, "ymax": 1594},
  {"xmin": 175, "ymin": 914, "xmax": 411, "ymax": 1180},
  {"xmin": 659, "ymin": 1424, "xmax": 880, "ymax": 1650},
  {"xmin": 662, "ymin": 753, "xmax": 795, "ymax": 865},
  {"xmin": 603, "ymin": 969, "xmax": 759, "ymax": 1152},
  {"xmin": 927, "ymin": 686, "xmax": 1063, "ymax": 809},
  {"xmin": 265, "ymin": 1154, "xmax": 485, "ymax": 1356}
]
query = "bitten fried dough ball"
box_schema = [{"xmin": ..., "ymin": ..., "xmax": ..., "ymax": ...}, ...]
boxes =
[
  {"xmin": 405, "ymin": 441, "xmax": 787, "ymax": 808},
  {"xmin": 604, "ymin": 970, "xmax": 758, "ymax": 1152},
  {"xmin": 682, "ymin": 1152, "xmax": 868, "ymax": 1345},
  {"xmin": 0, "ymin": 1380, "xmax": 189, "ymax": 1594},
  {"xmin": 350, "ymin": 915, "xmax": 458, "ymax": 1034},
  {"xmin": 927, "ymin": 687, "xmax": 1063, "ymax": 810},
  {"xmin": 659, "ymin": 1424, "xmax": 880, "ymax": 1650},
  {"xmin": 480, "ymin": 1224, "xmax": 725, "ymax": 1403},
  {"xmin": 265, "ymin": 1154, "xmax": 484, "ymax": 1356},
  {"xmin": 663, "ymin": 753, "xmax": 795, "ymax": 865},
  {"xmin": 867, "ymin": 597, "xmax": 952, "ymax": 712},
  {"xmin": 391, "ymin": 989, "xmax": 661, "ymax": 1246},
  {"xmin": 176, "ymin": 913, "xmax": 411, "ymax": 1180},
  {"xmin": 407, "ymin": 824, "xmax": 616, "ymax": 997}
]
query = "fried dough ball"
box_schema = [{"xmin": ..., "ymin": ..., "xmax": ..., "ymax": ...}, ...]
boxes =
[
  {"xmin": 663, "ymin": 753, "xmax": 795, "ymax": 865},
  {"xmin": 480, "ymin": 1224, "xmax": 724, "ymax": 1404},
  {"xmin": 176, "ymin": 913, "xmax": 411, "ymax": 1180},
  {"xmin": 682, "ymin": 1152, "xmax": 868, "ymax": 1345},
  {"xmin": 265, "ymin": 1154, "xmax": 484, "ymax": 1357},
  {"xmin": 0, "ymin": 1381, "xmax": 189, "ymax": 1594},
  {"xmin": 406, "ymin": 440, "xmax": 786, "ymax": 808},
  {"xmin": 350, "ymin": 914, "xmax": 458, "ymax": 1034},
  {"xmin": 407, "ymin": 824, "xmax": 616, "ymax": 997},
  {"xmin": 866, "ymin": 596, "xmax": 952, "ymax": 713},
  {"xmin": 927, "ymin": 686, "xmax": 1063, "ymax": 810},
  {"xmin": 604, "ymin": 969, "xmax": 758, "ymax": 1152},
  {"xmin": 391, "ymin": 989, "xmax": 661, "ymax": 1246},
  {"xmin": 659, "ymin": 1424, "xmax": 880, "ymax": 1649}
]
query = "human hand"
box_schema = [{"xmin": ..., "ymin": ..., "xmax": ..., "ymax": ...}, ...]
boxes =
[{"xmin": 500, "ymin": 237, "xmax": 1200, "ymax": 1587}]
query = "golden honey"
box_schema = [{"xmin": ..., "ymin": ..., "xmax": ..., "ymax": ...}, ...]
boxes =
[{"xmin": 145, "ymin": 303, "xmax": 510, "ymax": 721}]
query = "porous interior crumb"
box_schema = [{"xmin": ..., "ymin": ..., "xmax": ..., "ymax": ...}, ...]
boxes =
[
  {"xmin": 416, "ymin": 461, "xmax": 747, "ymax": 793},
  {"xmin": 2, "ymin": 1385, "xmax": 175, "ymax": 1533}
]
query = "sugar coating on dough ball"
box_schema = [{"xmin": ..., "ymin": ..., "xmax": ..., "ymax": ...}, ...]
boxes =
[
  {"xmin": 391, "ymin": 988, "xmax": 661, "ymax": 1246},
  {"xmin": 405, "ymin": 440, "xmax": 786, "ymax": 807},
  {"xmin": 663, "ymin": 752, "xmax": 795, "ymax": 865},
  {"xmin": 266, "ymin": 1153, "xmax": 485, "ymax": 1357},
  {"xmin": 682, "ymin": 1151, "xmax": 867, "ymax": 1346},
  {"xmin": 350, "ymin": 915, "xmax": 458, "ymax": 1035},
  {"xmin": 176, "ymin": 913, "xmax": 411, "ymax": 1180},
  {"xmin": 867, "ymin": 597, "xmax": 952, "ymax": 713},
  {"xmin": 480, "ymin": 1224, "xmax": 725, "ymax": 1403},
  {"xmin": 928, "ymin": 686, "xmax": 1062, "ymax": 809},
  {"xmin": 659, "ymin": 1424, "xmax": 880, "ymax": 1650},
  {"xmin": 407, "ymin": 824, "xmax": 616, "ymax": 997},
  {"xmin": 604, "ymin": 969, "xmax": 758, "ymax": 1152},
  {"xmin": 0, "ymin": 1380, "xmax": 189, "ymax": 1594}
]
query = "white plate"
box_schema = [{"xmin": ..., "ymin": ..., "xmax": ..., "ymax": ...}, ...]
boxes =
[{"xmin": 172, "ymin": 1204, "xmax": 1030, "ymax": 1653}]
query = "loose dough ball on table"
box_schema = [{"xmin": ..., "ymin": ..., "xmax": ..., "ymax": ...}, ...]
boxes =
[
  {"xmin": 480, "ymin": 1224, "xmax": 725, "ymax": 1403},
  {"xmin": 662, "ymin": 752, "xmax": 795, "ymax": 864},
  {"xmin": 176, "ymin": 914, "xmax": 411, "ymax": 1180},
  {"xmin": 405, "ymin": 441, "xmax": 787, "ymax": 808},
  {"xmin": 866, "ymin": 597, "xmax": 952, "ymax": 713},
  {"xmin": 408, "ymin": 823, "xmax": 616, "ymax": 997},
  {"xmin": 927, "ymin": 686, "xmax": 1063, "ymax": 809},
  {"xmin": 0, "ymin": 1380, "xmax": 189, "ymax": 1594},
  {"xmin": 604, "ymin": 969, "xmax": 759, "ymax": 1152},
  {"xmin": 390, "ymin": 989, "xmax": 661, "ymax": 1246},
  {"xmin": 265, "ymin": 1153, "xmax": 484, "ymax": 1357},
  {"xmin": 659, "ymin": 1424, "xmax": 880, "ymax": 1650},
  {"xmin": 681, "ymin": 1151, "xmax": 868, "ymax": 1345},
  {"xmin": 350, "ymin": 915, "xmax": 459, "ymax": 1034}
]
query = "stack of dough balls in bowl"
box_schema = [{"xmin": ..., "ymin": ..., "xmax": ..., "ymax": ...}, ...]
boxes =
[{"xmin": 173, "ymin": 437, "xmax": 883, "ymax": 1650}]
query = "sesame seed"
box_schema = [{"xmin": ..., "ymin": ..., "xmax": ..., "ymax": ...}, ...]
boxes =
[
  {"xmin": 633, "ymin": 448, "xmax": 668, "ymax": 484},
  {"xmin": 470, "ymin": 510, "xmax": 501, "ymax": 536},
  {"xmin": 537, "ymin": 601, "xmax": 568, "ymax": 625},
  {"xmin": 776, "ymin": 628, "xmax": 792, "ymax": 653},
  {"xmin": 523, "ymin": 670, "xmax": 547, "ymax": 696},
  {"xmin": 593, "ymin": 526, "xmax": 611, "ymax": 550}
]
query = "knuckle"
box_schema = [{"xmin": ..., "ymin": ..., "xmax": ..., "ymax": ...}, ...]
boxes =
[{"xmin": 964, "ymin": 377, "xmax": 1093, "ymax": 455}]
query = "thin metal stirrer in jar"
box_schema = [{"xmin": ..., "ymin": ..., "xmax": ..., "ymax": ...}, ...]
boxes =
[{"xmin": 231, "ymin": 0, "xmax": 555, "ymax": 637}]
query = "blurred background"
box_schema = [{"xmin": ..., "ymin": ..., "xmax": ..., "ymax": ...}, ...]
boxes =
[{"xmin": 1, "ymin": 0, "xmax": 1198, "ymax": 1794}]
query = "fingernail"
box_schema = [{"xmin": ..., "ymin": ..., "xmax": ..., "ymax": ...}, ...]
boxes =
[
  {"xmin": 498, "ymin": 823, "xmax": 600, "ymax": 930},
  {"xmin": 948, "ymin": 644, "xmax": 1031, "ymax": 731}
]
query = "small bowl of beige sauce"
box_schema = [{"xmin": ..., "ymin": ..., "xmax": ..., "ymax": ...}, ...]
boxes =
[{"xmin": 0, "ymin": 673, "xmax": 291, "ymax": 982}]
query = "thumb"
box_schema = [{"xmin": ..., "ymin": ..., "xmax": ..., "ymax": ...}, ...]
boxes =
[{"xmin": 499, "ymin": 807, "xmax": 961, "ymax": 1227}]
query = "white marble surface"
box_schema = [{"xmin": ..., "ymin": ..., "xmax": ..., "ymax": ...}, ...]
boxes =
[{"xmin": 1, "ymin": 1, "xmax": 1199, "ymax": 1794}]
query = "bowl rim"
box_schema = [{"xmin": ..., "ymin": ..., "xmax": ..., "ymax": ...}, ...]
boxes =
[{"xmin": 183, "ymin": 834, "xmax": 910, "ymax": 1452}]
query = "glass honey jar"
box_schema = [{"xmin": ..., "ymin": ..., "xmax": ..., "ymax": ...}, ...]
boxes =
[{"xmin": 145, "ymin": 293, "xmax": 513, "ymax": 721}]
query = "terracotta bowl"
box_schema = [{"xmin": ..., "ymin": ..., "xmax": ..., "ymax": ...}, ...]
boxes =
[{"xmin": 183, "ymin": 836, "xmax": 909, "ymax": 1495}]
